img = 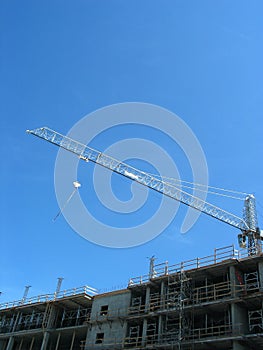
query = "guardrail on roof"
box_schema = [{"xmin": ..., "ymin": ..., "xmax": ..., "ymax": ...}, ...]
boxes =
[
  {"xmin": 0, "ymin": 285, "xmax": 98, "ymax": 310},
  {"xmin": 128, "ymin": 244, "xmax": 261, "ymax": 287}
]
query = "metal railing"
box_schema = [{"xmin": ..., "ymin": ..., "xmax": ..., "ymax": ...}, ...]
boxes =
[
  {"xmin": 0, "ymin": 285, "xmax": 98, "ymax": 310},
  {"xmin": 128, "ymin": 244, "xmax": 262, "ymax": 286},
  {"xmin": 80, "ymin": 323, "xmax": 243, "ymax": 349},
  {"xmin": 1, "ymin": 244, "xmax": 262, "ymax": 310}
]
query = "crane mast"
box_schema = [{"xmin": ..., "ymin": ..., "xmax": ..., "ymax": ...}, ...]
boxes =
[
  {"xmin": 243, "ymin": 195, "xmax": 261, "ymax": 255},
  {"xmin": 27, "ymin": 126, "xmax": 262, "ymax": 255}
]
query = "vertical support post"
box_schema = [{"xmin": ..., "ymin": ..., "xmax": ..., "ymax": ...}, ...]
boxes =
[
  {"xmin": 56, "ymin": 277, "xmax": 64, "ymax": 294},
  {"xmin": 205, "ymin": 277, "xmax": 208, "ymax": 302},
  {"xmin": 76, "ymin": 307, "xmax": 80, "ymax": 325},
  {"xmin": 145, "ymin": 287, "xmax": 151, "ymax": 313},
  {"xmin": 158, "ymin": 280, "xmax": 165, "ymax": 343},
  {"xmin": 40, "ymin": 332, "xmax": 50, "ymax": 350},
  {"xmin": 258, "ymin": 261, "xmax": 263, "ymax": 292},
  {"xmin": 30, "ymin": 310, "xmax": 35, "ymax": 325},
  {"xmin": 229, "ymin": 266, "xmax": 237, "ymax": 298},
  {"xmin": 54, "ymin": 278, "xmax": 64, "ymax": 299},
  {"xmin": 60, "ymin": 309, "xmax": 66, "ymax": 328},
  {"xmin": 148, "ymin": 256, "xmax": 156, "ymax": 279},
  {"xmin": 158, "ymin": 315, "xmax": 163, "ymax": 342},
  {"xmin": 142, "ymin": 286, "xmax": 151, "ymax": 346},
  {"xmin": 18, "ymin": 338, "xmax": 23, "ymax": 350},
  {"xmin": 160, "ymin": 280, "xmax": 165, "ymax": 309},
  {"xmin": 231, "ymin": 304, "xmax": 248, "ymax": 350},
  {"xmin": 22, "ymin": 286, "xmax": 31, "ymax": 304},
  {"xmin": 142, "ymin": 318, "xmax": 148, "ymax": 347},
  {"xmin": 43, "ymin": 303, "xmax": 56, "ymax": 330},
  {"xmin": 232, "ymin": 244, "xmax": 235, "ymax": 258},
  {"xmin": 69, "ymin": 331, "xmax": 76, "ymax": 350},
  {"xmin": 164, "ymin": 261, "xmax": 168, "ymax": 275},
  {"xmin": 12, "ymin": 312, "xmax": 21, "ymax": 333},
  {"xmin": 55, "ymin": 333, "xmax": 61, "ymax": 350},
  {"xmin": 29, "ymin": 338, "xmax": 35, "ymax": 350},
  {"xmin": 6, "ymin": 337, "xmax": 14, "ymax": 350},
  {"xmin": 229, "ymin": 264, "xmax": 248, "ymax": 350},
  {"xmin": 214, "ymin": 248, "xmax": 217, "ymax": 263}
]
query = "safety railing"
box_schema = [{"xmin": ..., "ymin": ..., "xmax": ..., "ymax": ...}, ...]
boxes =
[
  {"xmin": 0, "ymin": 285, "xmax": 98, "ymax": 310},
  {"xmin": 80, "ymin": 323, "xmax": 243, "ymax": 349},
  {"xmin": 186, "ymin": 323, "xmax": 243, "ymax": 341},
  {"xmin": 128, "ymin": 244, "xmax": 263, "ymax": 287},
  {"xmin": 193, "ymin": 281, "xmax": 232, "ymax": 304},
  {"xmin": 128, "ymin": 245, "xmax": 238, "ymax": 286}
]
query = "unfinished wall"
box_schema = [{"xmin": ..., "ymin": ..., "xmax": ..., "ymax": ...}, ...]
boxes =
[{"xmin": 85, "ymin": 290, "xmax": 131, "ymax": 349}]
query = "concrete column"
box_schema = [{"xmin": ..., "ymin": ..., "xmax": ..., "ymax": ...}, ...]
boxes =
[
  {"xmin": 231, "ymin": 303, "xmax": 248, "ymax": 350},
  {"xmin": 258, "ymin": 261, "xmax": 263, "ymax": 291},
  {"xmin": 231, "ymin": 303, "xmax": 248, "ymax": 333},
  {"xmin": 40, "ymin": 332, "xmax": 50, "ymax": 350},
  {"xmin": 231, "ymin": 302, "xmax": 249, "ymax": 350},
  {"xmin": 158, "ymin": 315, "xmax": 163, "ymax": 342},
  {"xmin": 145, "ymin": 286, "xmax": 151, "ymax": 313},
  {"xmin": 6, "ymin": 336, "xmax": 14, "ymax": 350},
  {"xmin": 141, "ymin": 318, "xmax": 147, "ymax": 346},
  {"xmin": 160, "ymin": 281, "xmax": 165, "ymax": 309}
]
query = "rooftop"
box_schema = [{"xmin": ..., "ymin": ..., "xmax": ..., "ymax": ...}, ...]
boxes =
[{"xmin": 1, "ymin": 244, "xmax": 261, "ymax": 311}]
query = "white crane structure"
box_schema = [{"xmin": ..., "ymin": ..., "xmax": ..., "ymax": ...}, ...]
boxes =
[{"xmin": 27, "ymin": 126, "xmax": 262, "ymax": 256}]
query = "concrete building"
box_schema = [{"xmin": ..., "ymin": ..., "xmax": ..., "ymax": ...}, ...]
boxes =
[{"xmin": 1, "ymin": 245, "xmax": 263, "ymax": 350}]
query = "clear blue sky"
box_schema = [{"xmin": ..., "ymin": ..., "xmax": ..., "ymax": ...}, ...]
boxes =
[{"xmin": 1, "ymin": 0, "xmax": 263, "ymax": 303}]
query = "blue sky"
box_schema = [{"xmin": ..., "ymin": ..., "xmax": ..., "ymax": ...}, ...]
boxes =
[{"xmin": 1, "ymin": 0, "xmax": 263, "ymax": 303}]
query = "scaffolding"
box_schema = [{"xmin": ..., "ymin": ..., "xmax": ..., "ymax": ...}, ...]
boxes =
[
  {"xmin": 2, "ymin": 245, "xmax": 263, "ymax": 350},
  {"xmin": 244, "ymin": 271, "xmax": 259, "ymax": 291},
  {"xmin": 248, "ymin": 309, "xmax": 263, "ymax": 332}
]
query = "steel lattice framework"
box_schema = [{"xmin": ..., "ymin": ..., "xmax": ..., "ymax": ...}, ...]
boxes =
[
  {"xmin": 243, "ymin": 195, "xmax": 261, "ymax": 255},
  {"xmin": 27, "ymin": 126, "xmax": 261, "ymax": 254}
]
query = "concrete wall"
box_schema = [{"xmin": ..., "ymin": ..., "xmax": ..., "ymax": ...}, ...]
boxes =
[
  {"xmin": 86, "ymin": 290, "xmax": 131, "ymax": 348},
  {"xmin": 90, "ymin": 289, "xmax": 131, "ymax": 321}
]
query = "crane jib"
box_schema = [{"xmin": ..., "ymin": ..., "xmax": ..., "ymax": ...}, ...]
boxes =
[{"xmin": 26, "ymin": 126, "xmax": 255, "ymax": 235}]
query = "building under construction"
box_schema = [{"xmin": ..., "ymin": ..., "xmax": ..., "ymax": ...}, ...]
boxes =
[{"xmin": 1, "ymin": 245, "xmax": 263, "ymax": 350}]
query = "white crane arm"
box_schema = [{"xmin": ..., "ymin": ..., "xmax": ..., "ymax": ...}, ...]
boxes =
[{"xmin": 26, "ymin": 126, "xmax": 252, "ymax": 233}]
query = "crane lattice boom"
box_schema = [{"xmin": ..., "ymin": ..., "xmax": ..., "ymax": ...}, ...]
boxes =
[{"xmin": 26, "ymin": 126, "xmax": 254, "ymax": 234}]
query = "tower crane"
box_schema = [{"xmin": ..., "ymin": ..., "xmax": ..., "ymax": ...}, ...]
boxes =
[{"xmin": 26, "ymin": 126, "xmax": 262, "ymax": 256}]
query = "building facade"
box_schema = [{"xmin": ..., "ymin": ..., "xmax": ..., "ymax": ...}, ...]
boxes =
[{"xmin": 1, "ymin": 245, "xmax": 263, "ymax": 350}]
